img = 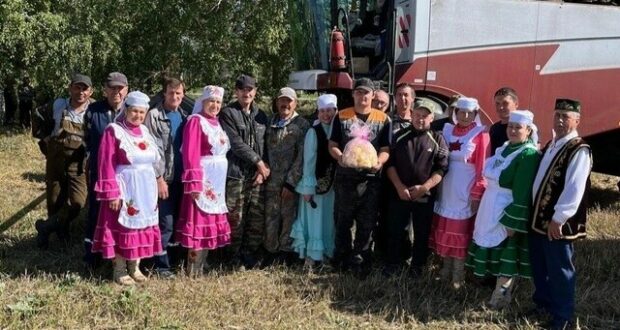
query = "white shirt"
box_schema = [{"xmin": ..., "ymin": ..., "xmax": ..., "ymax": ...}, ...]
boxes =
[{"xmin": 532, "ymin": 130, "xmax": 591, "ymax": 224}]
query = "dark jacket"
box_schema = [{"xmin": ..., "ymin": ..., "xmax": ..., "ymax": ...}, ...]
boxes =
[
  {"xmin": 84, "ymin": 100, "xmax": 120, "ymax": 178},
  {"xmin": 219, "ymin": 101, "xmax": 268, "ymax": 180},
  {"xmin": 387, "ymin": 126, "xmax": 449, "ymax": 201},
  {"xmin": 144, "ymin": 102, "xmax": 189, "ymax": 182}
]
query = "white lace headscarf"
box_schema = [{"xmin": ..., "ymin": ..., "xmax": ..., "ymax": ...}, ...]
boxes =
[
  {"xmin": 509, "ymin": 109, "xmax": 538, "ymax": 145},
  {"xmin": 192, "ymin": 85, "xmax": 225, "ymax": 114}
]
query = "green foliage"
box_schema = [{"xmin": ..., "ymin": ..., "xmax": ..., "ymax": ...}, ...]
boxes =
[{"xmin": 0, "ymin": 0, "xmax": 294, "ymax": 101}]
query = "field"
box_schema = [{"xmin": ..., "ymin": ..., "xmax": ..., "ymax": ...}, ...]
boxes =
[{"xmin": 0, "ymin": 128, "xmax": 619, "ymax": 329}]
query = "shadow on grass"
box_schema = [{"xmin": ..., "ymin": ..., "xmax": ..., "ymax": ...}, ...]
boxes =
[
  {"xmin": 0, "ymin": 192, "xmax": 46, "ymax": 233},
  {"xmin": 588, "ymin": 185, "xmax": 620, "ymax": 210},
  {"xmin": 275, "ymin": 237, "xmax": 620, "ymax": 328},
  {"xmin": 21, "ymin": 171, "xmax": 46, "ymax": 183}
]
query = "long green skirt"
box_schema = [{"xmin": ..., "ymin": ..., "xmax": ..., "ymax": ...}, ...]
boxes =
[{"xmin": 465, "ymin": 233, "xmax": 531, "ymax": 279}]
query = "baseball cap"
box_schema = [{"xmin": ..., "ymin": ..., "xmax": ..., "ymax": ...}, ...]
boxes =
[
  {"xmin": 71, "ymin": 74, "xmax": 92, "ymax": 87},
  {"xmin": 277, "ymin": 87, "xmax": 297, "ymax": 100},
  {"xmin": 235, "ymin": 74, "xmax": 257, "ymax": 89},
  {"xmin": 106, "ymin": 72, "xmax": 128, "ymax": 87},
  {"xmin": 414, "ymin": 99, "xmax": 439, "ymax": 114},
  {"xmin": 354, "ymin": 78, "xmax": 375, "ymax": 93}
]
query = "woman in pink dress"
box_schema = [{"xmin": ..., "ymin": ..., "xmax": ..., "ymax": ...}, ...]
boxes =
[
  {"xmin": 430, "ymin": 97, "xmax": 489, "ymax": 289},
  {"xmin": 92, "ymin": 91, "xmax": 162, "ymax": 285},
  {"xmin": 175, "ymin": 86, "xmax": 231, "ymax": 276}
]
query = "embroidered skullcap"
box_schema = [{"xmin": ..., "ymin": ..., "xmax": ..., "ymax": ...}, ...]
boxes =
[
  {"xmin": 193, "ymin": 85, "xmax": 225, "ymax": 114},
  {"xmin": 124, "ymin": 91, "xmax": 150, "ymax": 109},
  {"xmin": 456, "ymin": 97, "xmax": 479, "ymax": 112},
  {"xmin": 555, "ymin": 98, "xmax": 581, "ymax": 113},
  {"xmin": 317, "ymin": 94, "xmax": 338, "ymax": 110}
]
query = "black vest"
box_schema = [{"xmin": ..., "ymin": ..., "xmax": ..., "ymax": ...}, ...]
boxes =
[
  {"xmin": 313, "ymin": 123, "xmax": 336, "ymax": 194},
  {"xmin": 531, "ymin": 137, "xmax": 591, "ymax": 240}
]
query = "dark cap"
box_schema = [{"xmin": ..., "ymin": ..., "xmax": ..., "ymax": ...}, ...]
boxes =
[
  {"xmin": 71, "ymin": 74, "xmax": 92, "ymax": 87},
  {"xmin": 235, "ymin": 74, "xmax": 257, "ymax": 89},
  {"xmin": 555, "ymin": 98, "xmax": 581, "ymax": 113},
  {"xmin": 106, "ymin": 72, "xmax": 128, "ymax": 87},
  {"xmin": 354, "ymin": 78, "xmax": 375, "ymax": 92}
]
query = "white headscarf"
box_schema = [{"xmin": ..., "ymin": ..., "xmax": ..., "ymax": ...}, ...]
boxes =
[
  {"xmin": 452, "ymin": 96, "xmax": 482, "ymax": 126},
  {"xmin": 115, "ymin": 91, "xmax": 150, "ymax": 122},
  {"xmin": 192, "ymin": 85, "xmax": 225, "ymax": 114},
  {"xmin": 509, "ymin": 109, "xmax": 538, "ymax": 145}
]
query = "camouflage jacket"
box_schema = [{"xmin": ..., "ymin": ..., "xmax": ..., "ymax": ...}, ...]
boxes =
[{"xmin": 264, "ymin": 112, "xmax": 310, "ymax": 190}]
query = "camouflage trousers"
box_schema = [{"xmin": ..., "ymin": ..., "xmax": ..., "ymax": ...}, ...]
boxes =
[
  {"xmin": 225, "ymin": 178, "xmax": 265, "ymax": 257},
  {"xmin": 263, "ymin": 183, "xmax": 299, "ymax": 253}
]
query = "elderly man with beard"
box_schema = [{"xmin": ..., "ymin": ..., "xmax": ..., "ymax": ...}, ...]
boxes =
[{"xmin": 262, "ymin": 87, "xmax": 310, "ymax": 266}]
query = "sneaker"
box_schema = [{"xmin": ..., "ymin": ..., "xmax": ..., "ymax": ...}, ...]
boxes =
[{"xmin": 35, "ymin": 219, "xmax": 52, "ymax": 249}]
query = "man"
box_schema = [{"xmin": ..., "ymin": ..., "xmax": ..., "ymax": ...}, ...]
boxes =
[
  {"xmin": 372, "ymin": 89, "xmax": 390, "ymax": 113},
  {"xmin": 390, "ymin": 82, "xmax": 415, "ymax": 135},
  {"xmin": 35, "ymin": 74, "xmax": 94, "ymax": 249},
  {"xmin": 384, "ymin": 99, "xmax": 449, "ymax": 277},
  {"xmin": 489, "ymin": 87, "xmax": 519, "ymax": 155},
  {"xmin": 529, "ymin": 99, "xmax": 591, "ymax": 330},
  {"xmin": 219, "ymin": 74, "xmax": 270, "ymax": 269},
  {"xmin": 375, "ymin": 82, "xmax": 414, "ymax": 261},
  {"xmin": 18, "ymin": 76, "xmax": 35, "ymax": 128},
  {"xmin": 3, "ymin": 78, "xmax": 17, "ymax": 126},
  {"xmin": 328, "ymin": 78, "xmax": 391, "ymax": 276},
  {"xmin": 143, "ymin": 77, "xmax": 189, "ymax": 278},
  {"xmin": 430, "ymin": 94, "xmax": 460, "ymax": 132},
  {"xmin": 83, "ymin": 72, "xmax": 129, "ymax": 267},
  {"xmin": 263, "ymin": 87, "xmax": 309, "ymax": 265}
]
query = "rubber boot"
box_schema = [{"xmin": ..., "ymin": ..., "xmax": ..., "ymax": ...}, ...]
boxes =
[
  {"xmin": 451, "ymin": 259, "xmax": 466, "ymax": 290},
  {"xmin": 113, "ymin": 256, "xmax": 135, "ymax": 286},
  {"xmin": 35, "ymin": 216, "xmax": 60, "ymax": 249},
  {"xmin": 127, "ymin": 259, "xmax": 147, "ymax": 283}
]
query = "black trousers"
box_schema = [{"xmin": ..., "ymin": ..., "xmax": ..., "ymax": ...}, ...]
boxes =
[
  {"xmin": 385, "ymin": 198, "xmax": 434, "ymax": 269},
  {"xmin": 333, "ymin": 175, "xmax": 380, "ymax": 265}
]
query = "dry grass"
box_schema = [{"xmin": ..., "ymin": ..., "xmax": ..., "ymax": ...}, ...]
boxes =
[{"xmin": 0, "ymin": 128, "xmax": 619, "ymax": 329}]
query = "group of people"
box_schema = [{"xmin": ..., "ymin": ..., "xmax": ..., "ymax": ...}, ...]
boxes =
[{"xmin": 34, "ymin": 72, "xmax": 590, "ymax": 330}]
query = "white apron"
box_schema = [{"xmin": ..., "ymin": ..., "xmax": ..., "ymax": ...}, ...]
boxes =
[
  {"xmin": 110, "ymin": 123, "xmax": 159, "ymax": 229},
  {"xmin": 434, "ymin": 124, "xmax": 485, "ymax": 219},
  {"xmin": 472, "ymin": 142, "xmax": 535, "ymax": 247},
  {"xmin": 191, "ymin": 115, "xmax": 231, "ymax": 214}
]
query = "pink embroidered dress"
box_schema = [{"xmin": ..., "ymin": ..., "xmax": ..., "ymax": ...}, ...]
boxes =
[
  {"xmin": 175, "ymin": 113, "xmax": 231, "ymax": 250},
  {"xmin": 92, "ymin": 121, "xmax": 162, "ymax": 260},
  {"xmin": 430, "ymin": 122, "xmax": 489, "ymax": 259}
]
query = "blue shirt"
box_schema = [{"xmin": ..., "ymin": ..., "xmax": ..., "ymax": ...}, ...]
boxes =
[{"xmin": 166, "ymin": 109, "xmax": 183, "ymax": 180}]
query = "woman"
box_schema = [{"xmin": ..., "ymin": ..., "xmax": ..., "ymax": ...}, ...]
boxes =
[
  {"xmin": 290, "ymin": 94, "xmax": 338, "ymax": 269},
  {"xmin": 431, "ymin": 97, "xmax": 489, "ymax": 289},
  {"xmin": 466, "ymin": 110, "xmax": 540, "ymax": 309},
  {"xmin": 175, "ymin": 86, "xmax": 231, "ymax": 276},
  {"xmin": 92, "ymin": 91, "xmax": 162, "ymax": 286}
]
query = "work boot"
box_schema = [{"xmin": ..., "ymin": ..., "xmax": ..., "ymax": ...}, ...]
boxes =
[
  {"xmin": 35, "ymin": 217, "xmax": 59, "ymax": 249},
  {"xmin": 437, "ymin": 257, "xmax": 452, "ymax": 282},
  {"xmin": 113, "ymin": 256, "xmax": 135, "ymax": 286},
  {"xmin": 488, "ymin": 278, "xmax": 513, "ymax": 310},
  {"xmin": 127, "ymin": 259, "xmax": 147, "ymax": 283}
]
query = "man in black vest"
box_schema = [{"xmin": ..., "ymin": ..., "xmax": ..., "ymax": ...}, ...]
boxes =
[{"xmin": 529, "ymin": 98, "xmax": 591, "ymax": 330}]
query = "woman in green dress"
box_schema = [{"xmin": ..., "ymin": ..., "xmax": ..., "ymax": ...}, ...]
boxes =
[{"xmin": 466, "ymin": 110, "xmax": 540, "ymax": 309}]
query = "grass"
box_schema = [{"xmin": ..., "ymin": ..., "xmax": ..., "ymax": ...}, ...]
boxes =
[{"xmin": 0, "ymin": 127, "xmax": 619, "ymax": 329}]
